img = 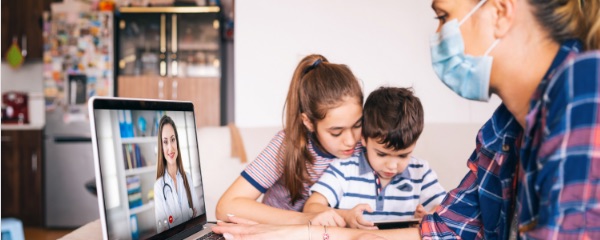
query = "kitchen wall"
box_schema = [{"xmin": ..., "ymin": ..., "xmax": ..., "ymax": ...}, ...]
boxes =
[
  {"xmin": 234, "ymin": 0, "xmax": 502, "ymax": 128},
  {"xmin": 1, "ymin": 62, "xmax": 44, "ymax": 93}
]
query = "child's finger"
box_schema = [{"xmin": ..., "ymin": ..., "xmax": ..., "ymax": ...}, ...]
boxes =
[
  {"xmin": 356, "ymin": 215, "xmax": 374, "ymax": 227},
  {"xmin": 333, "ymin": 213, "xmax": 346, "ymax": 227},
  {"xmin": 356, "ymin": 203, "xmax": 374, "ymax": 213}
]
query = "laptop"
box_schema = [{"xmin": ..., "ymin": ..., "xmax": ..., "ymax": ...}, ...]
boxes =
[{"xmin": 89, "ymin": 97, "xmax": 224, "ymax": 240}]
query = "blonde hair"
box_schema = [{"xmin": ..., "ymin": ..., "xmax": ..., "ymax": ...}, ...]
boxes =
[
  {"xmin": 528, "ymin": 0, "xmax": 600, "ymax": 49},
  {"xmin": 282, "ymin": 54, "xmax": 363, "ymax": 205}
]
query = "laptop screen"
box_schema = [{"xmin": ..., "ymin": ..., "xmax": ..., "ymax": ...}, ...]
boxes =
[{"xmin": 89, "ymin": 98, "xmax": 207, "ymax": 240}]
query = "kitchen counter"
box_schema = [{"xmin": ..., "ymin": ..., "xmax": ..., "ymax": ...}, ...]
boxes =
[{"xmin": 1, "ymin": 123, "xmax": 44, "ymax": 130}]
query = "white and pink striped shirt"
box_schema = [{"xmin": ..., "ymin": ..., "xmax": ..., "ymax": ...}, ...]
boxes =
[{"xmin": 242, "ymin": 130, "xmax": 362, "ymax": 211}]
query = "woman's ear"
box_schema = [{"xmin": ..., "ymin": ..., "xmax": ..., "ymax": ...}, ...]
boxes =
[
  {"xmin": 493, "ymin": 0, "xmax": 516, "ymax": 38},
  {"xmin": 301, "ymin": 113, "xmax": 314, "ymax": 132}
]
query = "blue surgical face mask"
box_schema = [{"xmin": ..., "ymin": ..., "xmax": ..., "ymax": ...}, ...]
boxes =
[{"xmin": 430, "ymin": 0, "xmax": 500, "ymax": 102}]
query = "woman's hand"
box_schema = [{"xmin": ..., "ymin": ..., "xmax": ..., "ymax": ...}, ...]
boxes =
[
  {"xmin": 339, "ymin": 204, "xmax": 377, "ymax": 229},
  {"xmin": 308, "ymin": 209, "xmax": 346, "ymax": 227},
  {"xmin": 413, "ymin": 204, "xmax": 427, "ymax": 220},
  {"xmin": 212, "ymin": 215, "xmax": 298, "ymax": 240},
  {"xmin": 356, "ymin": 233, "xmax": 389, "ymax": 240}
]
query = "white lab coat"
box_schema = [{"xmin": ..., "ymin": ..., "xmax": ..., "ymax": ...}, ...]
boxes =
[{"xmin": 154, "ymin": 170, "xmax": 200, "ymax": 233}]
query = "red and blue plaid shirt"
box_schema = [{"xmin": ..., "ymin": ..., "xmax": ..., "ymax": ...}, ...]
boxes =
[{"xmin": 421, "ymin": 40, "xmax": 600, "ymax": 239}]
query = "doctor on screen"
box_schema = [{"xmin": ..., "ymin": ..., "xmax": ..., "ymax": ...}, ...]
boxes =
[{"xmin": 154, "ymin": 115, "xmax": 200, "ymax": 233}]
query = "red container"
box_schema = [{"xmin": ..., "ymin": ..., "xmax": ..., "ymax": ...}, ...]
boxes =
[{"xmin": 2, "ymin": 92, "xmax": 29, "ymax": 124}]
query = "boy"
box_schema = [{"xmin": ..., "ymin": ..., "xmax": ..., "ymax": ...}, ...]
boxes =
[{"xmin": 304, "ymin": 86, "xmax": 446, "ymax": 229}]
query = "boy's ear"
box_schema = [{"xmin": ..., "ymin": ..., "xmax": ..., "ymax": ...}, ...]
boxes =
[
  {"xmin": 361, "ymin": 136, "xmax": 367, "ymax": 147},
  {"xmin": 301, "ymin": 113, "xmax": 314, "ymax": 132}
]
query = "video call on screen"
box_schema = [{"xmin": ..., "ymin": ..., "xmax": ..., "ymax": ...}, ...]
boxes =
[{"xmin": 94, "ymin": 109, "xmax": 205, "ymax": 239}]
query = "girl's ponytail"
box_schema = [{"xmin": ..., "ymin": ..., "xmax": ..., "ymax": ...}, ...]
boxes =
[{"xmin": 282, "ymin": 54, "xmax": 328, "ymax": 205}]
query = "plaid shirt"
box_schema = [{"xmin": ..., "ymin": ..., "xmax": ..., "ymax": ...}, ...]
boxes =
[{"xmin": 421, "ymin": 40, "xmax": 600, "ymax": 239}]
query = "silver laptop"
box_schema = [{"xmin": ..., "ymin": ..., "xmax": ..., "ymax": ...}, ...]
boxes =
[{"xmin": 89, "ymin": 97, "xmax": 223, "ymax": 240}]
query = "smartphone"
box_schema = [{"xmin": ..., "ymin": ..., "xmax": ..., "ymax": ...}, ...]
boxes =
[{"xmin": 372, "ymin": 218, "xmax": 421, "ymax": 229}]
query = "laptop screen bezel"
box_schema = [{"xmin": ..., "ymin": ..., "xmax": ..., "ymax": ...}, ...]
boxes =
[{"xmin": 89, "ymin": 97, "xmax": 208, "ymax": 240}]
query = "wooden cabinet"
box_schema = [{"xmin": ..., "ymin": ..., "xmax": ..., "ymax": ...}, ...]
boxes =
[
  {"xmin": 116, "ymin": 8, "xmax": 225, "ymax": 127},
  {"xmin": 118, "ymin": 76, "xmax": 220, "ymax": 127},
  {"xmin": 1, "ymin": 0, "xmax": 58, "ymax": 59},
  {"xmin": 1, "ymin": 130, "xmax": 44, "ymax": 226}
]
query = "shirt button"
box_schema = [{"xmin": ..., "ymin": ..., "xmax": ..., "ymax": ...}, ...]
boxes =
[
  {"xmin": 378, "ymin": 196, "xmax": 383, "ymax": 201},
  {"xmin": 502, "ymin": 144, "xmax": 510, "ymax": 152}
]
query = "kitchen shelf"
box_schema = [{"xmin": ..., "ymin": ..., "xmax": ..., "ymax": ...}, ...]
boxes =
[{"xmin": 119, "ymin": 6, "xmax": 220, "ymax": 13}]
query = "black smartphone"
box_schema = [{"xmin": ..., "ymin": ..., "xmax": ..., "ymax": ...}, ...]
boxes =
[{"xmin": 373, "ymin": 218, "xmax": 421, "ymax": 229}]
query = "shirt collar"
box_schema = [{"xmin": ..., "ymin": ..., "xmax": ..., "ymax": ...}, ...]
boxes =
[
  {"xmin": 525, "ymin": 39, "xmax": 583, "ymax": 136},
  {"xmin": 358, "ymin": 151, "xmax": 372, "ymax": 175},
  {"xmin": 309, "ymin": 137, "xmax": 336, "ymax": 159},
  {"xmin": 164, "ymin": 169, "xmax": 181, "ymax": 183},
  {"xmin": 478, "ymin": 40, "xmax": 582, "ymax": 163},
  {"xmin": 357, "ymin": 150, "xmax": 412, "ymax": 180},
  {"xmin": 479, "ymin": 105, "xmax": 521, "ymax": 156}
]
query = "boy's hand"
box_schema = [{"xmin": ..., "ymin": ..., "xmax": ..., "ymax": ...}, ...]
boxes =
[
  {"xmin": 340, "ymin": 204, "xmax": 377, "ymax": 229},
  {"xmin": 413, "ymin": 204, "xmax": 427, "ymax": 220},
  {"xmin": 309, "ymin": 209, "xmax": 346, "ymax": 227}
]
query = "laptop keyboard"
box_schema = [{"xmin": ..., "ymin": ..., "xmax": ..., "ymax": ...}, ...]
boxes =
[{"xmin": 197, "ymin": 231, "xmax": 225, "ymax": 240}]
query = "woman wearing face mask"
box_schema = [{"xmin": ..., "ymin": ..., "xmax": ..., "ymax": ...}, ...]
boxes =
[{"xmin": 212, "ymin": 0, "xmax": 600, "ymax": 239}]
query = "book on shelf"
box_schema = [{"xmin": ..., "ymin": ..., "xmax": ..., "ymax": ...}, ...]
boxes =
[
  {"xmin": 126, "ymin": 176, "xmax": 143, "ymax": 209},
  {"xmin": 123, "ymin": 144, "xmax": 147, "ymax": 170},
  {"xmin": 134, "ymin": 144, "xmax": 146, "ymax": 168},
  {"xmin": 120, "ymin": 110, "xmax": 135, "ymax": 139},
  {"xmin": 130, "ymin": 214, "xmax": 139, "ymax": 240},
  {"xmin": 123, "ymin": 144, "xmax": 133, "ymax": 170}
]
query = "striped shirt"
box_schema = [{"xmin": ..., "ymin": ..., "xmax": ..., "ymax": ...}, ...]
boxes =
[
  {"xmin": 311, "ymin": 151, "xmax": 446, "ymax": 221},
  {"xmin": 422, "ymin": 40, "xmax": 600, "ymax": 239},
  {"xmin": 242, "ymin": 130, "xmax": 363, "ymax": 211}
]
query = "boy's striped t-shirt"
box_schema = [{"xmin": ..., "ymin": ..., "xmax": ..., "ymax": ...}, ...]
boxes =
[
  {"xmin": 242, "ymin": 130, "xmax": 362, "ymax": 211},
  {"xmin": 310, "ymin": 152, "xmax": 447, "ymax": 221}
]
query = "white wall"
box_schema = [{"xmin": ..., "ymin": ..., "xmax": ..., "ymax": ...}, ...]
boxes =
[
  {"xmin": 235, "ymin": 0, "xmax": 501, "ymax": 128},
  {"xmin": 1, "ymin": 62, "xmax": 44, "ymax": 93}
]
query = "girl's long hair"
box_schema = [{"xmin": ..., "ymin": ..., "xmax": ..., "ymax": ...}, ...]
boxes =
[{"xmin": 282, "ymin": 54, "xmax": 363, "ymax": 205}]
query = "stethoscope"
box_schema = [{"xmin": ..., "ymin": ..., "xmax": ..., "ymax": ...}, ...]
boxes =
[{"xmin": 159, "ymin": 171, "xmax": 184, "ymax": 230}]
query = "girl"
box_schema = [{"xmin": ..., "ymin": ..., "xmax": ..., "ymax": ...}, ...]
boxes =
[
  {"xmin": 154, "ymin": 115, "xmax": 200, "ymax": 233},
  {"xmin": 216, "ymin": 54, "xmax": 364, "ymax": 224}
]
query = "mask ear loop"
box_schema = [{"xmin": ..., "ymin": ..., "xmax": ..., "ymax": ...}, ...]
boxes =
[
  {"xmin": 459, "ymin": 0, "xmax": 489, "ymax": 26},
  {"xmin": 484, "ymin": 39, "xmax": 501, "ymax": 56}
]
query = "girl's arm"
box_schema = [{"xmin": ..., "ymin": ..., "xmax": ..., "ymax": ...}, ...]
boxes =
[
  {"xmin": 303, "ymin": 192, "xmax": 346, "ymax": 227},
  {"xmin": 216, "ymin": 176, "xmax": 315, "ymax": 224},
  {"xmin": 303, "ymin": 192, "xmax": 332, "ymax": 213},
  {"xmin": 304, "ymin": 192, "xmax": 375, "ymax": 229}
]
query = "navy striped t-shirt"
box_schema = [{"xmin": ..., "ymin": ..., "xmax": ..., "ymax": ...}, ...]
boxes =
[{"xmin": 311, "ymin": 151, "xmax": 446, "ymax": 221}]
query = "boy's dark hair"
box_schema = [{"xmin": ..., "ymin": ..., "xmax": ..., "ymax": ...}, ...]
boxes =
[{"xmin": 362, "ymin": 87, "xmax": 424, "ymax": 151}]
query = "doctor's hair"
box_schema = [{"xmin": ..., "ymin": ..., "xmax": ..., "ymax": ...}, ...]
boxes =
[
  {"xmin": 282, "ymin": 54, "xmax": 363, "ymax": 205},
  {"xmin": 156, "ymin": 115, "xmax": 193, "ymax": 210},
  {"xmin": 362, "ymin": 87, "xmax": 423, "ymax": 151},
  {"xmin": 527, "ymin": 0, "xmax": 600, "ymax": 49}
]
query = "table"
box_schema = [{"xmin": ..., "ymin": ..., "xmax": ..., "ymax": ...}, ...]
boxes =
[{"xmin": 59, "ymin": 219, "xmax": 102, "ymax": 240}]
